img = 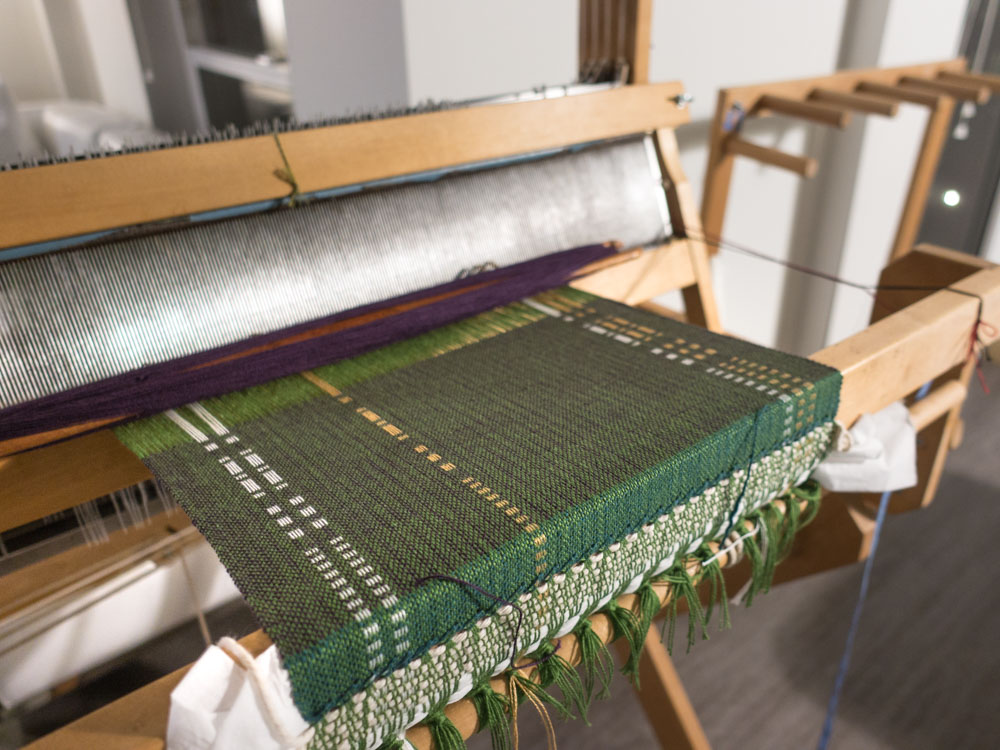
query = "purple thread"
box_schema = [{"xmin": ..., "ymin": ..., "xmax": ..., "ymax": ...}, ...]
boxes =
[{"xmin": 1, "ymin": 244, "xmax": 613, "ymax": 443}]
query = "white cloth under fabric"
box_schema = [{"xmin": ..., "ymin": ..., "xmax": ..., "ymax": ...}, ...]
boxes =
[
  {"xmin": 167, "ymin": 641, "xmax": 311, "ymax": 750},
  {"xmin": 813, "ymin": 401, "xmax": 918, "ymax": 493}
]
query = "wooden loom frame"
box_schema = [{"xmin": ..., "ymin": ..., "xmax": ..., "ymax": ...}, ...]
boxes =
[{"xmin": 1, "ymin": 81, "xmax": 997, "ymax": 750}]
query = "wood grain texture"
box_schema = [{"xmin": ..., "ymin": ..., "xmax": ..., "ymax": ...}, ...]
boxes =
[
  {"xmin": 0, "ymin": 430, "xmax": 151, "ymax": 533},
  {"xmin": 701, "ymin": 59, "xmax": 967, "ymax": 243},
  {"xmin": 888, "ymin": 97, "xmax": 956, "ymax": 261},
  {"xmin": 652, "ymin": 128, "xmax": 722, "ymax": 331},
  {"xmin": 809, "ymin": 88, "xmax": 899, "ymax": 117},
  {"xmin": 812, "ymin": 264, "xmax": 1000, "ymax": 426},
  {"xmin": 22, "ymin": 630, "xmax": 272, "ymax": 750},
  {"xmin": 937, "ymin": 69, "xmax": 1000, "ymax": 92},
  {"xmin": 899, "ymin": 75, "xmax": 990, "ymax": 103},
  {"xmin": 855, "ymin": 81, "xmax": 942, "ymax": 107},
  {"xmin": 724, "ymin": 137, "xmax": 818, "ymax": 177},
  {"xmin": 0, "ymin": 137, "xmax": 288, "ymax": 250},
  {"xmin": 0, "ymin": 512, "xmax": 194, "ymax": 620},
  {"xmin": 756, "ymin": 95, "xmax": 851, "ymax": 128},
  {"xmin": 620, "ymin": 626, "xmax": 712, "ymax": 750},
  {"xmin": 280, "ymin": 82, "xmax": 689, "ymax": 196},
  {"xmin": 1, "ymin": 84, "xmax": 689, "ymax": 251}
]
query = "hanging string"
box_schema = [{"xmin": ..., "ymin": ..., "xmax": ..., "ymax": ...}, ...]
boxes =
[
  {"xmin": 691, "ymin": 231, "xmax": 995, "ymax": 393},
  {"xmin": 814, "ymin": 378, "xmax": 933, "ymax": 748},
  {"xmin": 272, "ymin": 133, "xmax": 301, "ymax": 206},
  {"xmin": 815, "ymin": 488, "xmax": 891, "ymax": 750},
  {"xmin": 508, "ymin": 671, "xmax": 557, "ymax": 750}
]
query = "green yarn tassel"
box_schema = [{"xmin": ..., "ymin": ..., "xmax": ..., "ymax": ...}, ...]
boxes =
[
  {"xmin": 791, "ymin": 479, "xmax": 822, "ymax": 528},
  {"xmin": 658, "ymin": 562, "xmax": 707, "ymax": 653},
  {"xmin": 471, "ymin": 684, "xmax": 511, "ymax": 750},
  {"xmin": 510, "ymin": 670, "xmax": 572, "ymax": 719},
  {"xmin": 740, "ymin": 521, "xmax": 767, "ymax": 606},
  {"xmin": 376, "ymin": 736, "xmax": 405, "ymax": 750},
  {"xmin": 533, "ymin": 641, "xmax": 589, "ymax": 721},
  {"xmin": 573, "ymin": 618, "xmax": 614, "ymax": 702},
  {"xmin": 696, "ymin": 543, "xmax": 730, "ymax": 632},
  {"xmin": 636, "ymin": 580, "xmax": 662, "ymax": 635},
  {"xmin": 426, "ymin": 710, "xmax": 465, "ymax": 750},
  {"xmin": 604, "ymin": 600, "xmax": 644, "ymax": 682}
]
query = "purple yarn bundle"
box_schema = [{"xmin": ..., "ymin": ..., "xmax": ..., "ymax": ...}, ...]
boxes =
[{"xmin": 1, "ymin": 243, "xmax": 614, "ymax": 445}]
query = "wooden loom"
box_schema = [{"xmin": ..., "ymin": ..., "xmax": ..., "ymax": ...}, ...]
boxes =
[{"xmin": 1, "ymin": 76, "xmax": 998, "ymax": 750}]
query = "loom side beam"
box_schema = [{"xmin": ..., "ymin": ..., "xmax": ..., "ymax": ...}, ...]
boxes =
[
  {"xmin": 812, "ymin": 263, "xmax": 1000, "ymax": 427},
  {"xmin": 0, "ymin": 82, "xmax": 689, "ymax": 251}
]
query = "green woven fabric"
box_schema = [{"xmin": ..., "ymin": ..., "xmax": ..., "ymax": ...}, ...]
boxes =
[{"xmin": 115, "ymin": 288, "xmax": 840, "ymax": 725}]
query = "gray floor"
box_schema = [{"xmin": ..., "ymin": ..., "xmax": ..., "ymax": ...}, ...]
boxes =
[
  {"xmin": 4, "ymin": 368, "xmax": 997, "ymax": 749},
  {"xmin": 476, "ymin": 364, "xmax": 1000, "ymax": 750}
]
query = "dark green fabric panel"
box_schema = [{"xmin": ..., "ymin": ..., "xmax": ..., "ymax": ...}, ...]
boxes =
[{"xmin": 121, "ymin": 288, "xmax": 841, "ymax": 721}]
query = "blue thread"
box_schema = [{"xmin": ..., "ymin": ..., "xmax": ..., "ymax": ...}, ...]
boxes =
[{"xmin": 818, "ymin": 382, "xmax": 930, "ymax": 749}]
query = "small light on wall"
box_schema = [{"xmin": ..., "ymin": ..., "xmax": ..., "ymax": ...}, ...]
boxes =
[{"xmin": 942, "ymin": 189, "xmax": 961, "ymax": 207}]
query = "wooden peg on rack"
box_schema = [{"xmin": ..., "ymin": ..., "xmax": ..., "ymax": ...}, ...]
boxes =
[
  {"xmin": 937, "ymin": 69, "xmax": 1000, "ymax": 93},
  {"xmin": 809, "ymin": 88, "xmax": 899, "ymax": 117},
  {"xmin": 725, "ymin": 137, "xmax": 818, "ymax": 178},
  {"xmin": 899, "ymin": 75, "xmax": 990, "ymax": 103},
  {"xmin": 756, "ymin": 94, "xmax": 851, "ymax": 128},
  {"xmin": 856, "ymin": 81, "xmax": 941, "ymax": 107}
]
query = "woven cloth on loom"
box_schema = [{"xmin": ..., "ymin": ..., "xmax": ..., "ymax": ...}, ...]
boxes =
[{"xmin": 114, "ymin": 287, "xmax": 841, "ymax": 732}]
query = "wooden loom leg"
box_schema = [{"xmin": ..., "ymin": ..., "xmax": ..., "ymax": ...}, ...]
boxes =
[{"xmin": 618, "ymin": 626, "xmax": 712, "ymax": 750}]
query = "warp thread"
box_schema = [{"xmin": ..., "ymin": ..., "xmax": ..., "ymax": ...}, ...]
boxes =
[{"xmin": 1, "ymin": 244, "xmax": 615, "ymax": 444}]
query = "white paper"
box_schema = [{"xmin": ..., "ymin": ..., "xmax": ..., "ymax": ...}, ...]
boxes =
[
  {"xmin": 167, "ymin": 644, "xmax": 311, "ymax": 750},
  {"xmin": 813, "ymin": 401, "xmax": 918, "ymax": 493}
]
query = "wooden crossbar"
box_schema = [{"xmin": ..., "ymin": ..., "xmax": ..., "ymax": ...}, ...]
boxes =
[
  {"xmin": 701, "ymin": 59, "xmax": 973, "ymax": 262},
  {"xmin": 0, "ymin": 83, "xmax": 688, "ymax": 250}
]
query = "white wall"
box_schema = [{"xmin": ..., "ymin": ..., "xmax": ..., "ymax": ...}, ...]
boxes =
[
  {"xmin": 0, "ymin": 0, "xmax": 65, "ymax": 101},
  {"xmin": 402, "ymin": 0, "xmax": 578, "ymax": 103},
  {"xmin": 825, "ymin": 0, "xmax": 967, "ymax": 345},
  {"xmin": 68, "ymin": 0, "xmax": 151, "ymax": 122},
  {"xmin": 285, "ymin": 0, "xmax": 409, "ymax": 120},
  {"xmin": 650, "ymin": 0, "xmax": 850, "ymax": 350},
  {"xmin": 0, "ymin": 0, "xmax": 149, "ymax": 120}
]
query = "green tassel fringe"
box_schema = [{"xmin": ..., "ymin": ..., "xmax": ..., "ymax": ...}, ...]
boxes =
[
  {"xmin": 426, "ymin": 710, "xmax": 465, "ymax": 750},
  {"xmin": 573, "ymin": 618, "xmax": 614, "ymax": 702},
  {"xmin": 470, "ymin": 684, "xmax": 511, "ymax": 750},
  {"xmin": 696, "ymin": 542, "xmax": 730, "ymax": 632},
  {"xmin": 657, "ymin": 561, "xmax": 708, "ymax": 654},
  {"xmin": 604, "ymin": 600, "xmax": 644, "ymax": 681},
  {"xmin": 533, "ymin": 641, "xmax": 589, "ymax": 721},
  {"xmin": 510, "ymin": 670, "xmax": 572, "ymax": 718},
  {"xmin": 408, "ymin": 481, "xmax": 822, "ymax": 750},
  {"xmin": 376, "ymin": 735, "xmax": 405, "ymax": 750}
]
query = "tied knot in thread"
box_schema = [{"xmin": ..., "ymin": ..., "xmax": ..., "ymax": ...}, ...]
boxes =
[
  {"xmin": 425, "ymin": 711, "xmax": 464, "ymax": 750},
  {"xmin": 272, "ymin": 133, "xmax": 301, "ymax": 206}
]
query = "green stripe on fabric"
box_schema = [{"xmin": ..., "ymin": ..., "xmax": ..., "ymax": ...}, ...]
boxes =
[{"xmin": 115, "ymin": 288, "xmax": 841, "ymax": 723}]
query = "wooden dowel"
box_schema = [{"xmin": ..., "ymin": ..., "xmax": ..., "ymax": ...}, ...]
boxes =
[
  {"xmin": 725, "ymin": 137, "xmax": 818, "ymax": 177},
  {"xmin": 856, "ymin": 81, "xmax": 941, "ymax": 107},
  {"xmin": 756, "ymin": 94, "xmax": 852, "ymax": 128},
  {"xmin": 809, "ymin": 88, "xmax": 899, "ymax": 117},
  {"xmin": 938, "ymin": 69, "xmax": 1000, "ymax": 93},
  {"xmin": 908, "ymin": 379, "xmax": 967, "ymax": 432},
  {"xmin": 898, "ymin": 75, "xmax": 990, "ymax": 103}
]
